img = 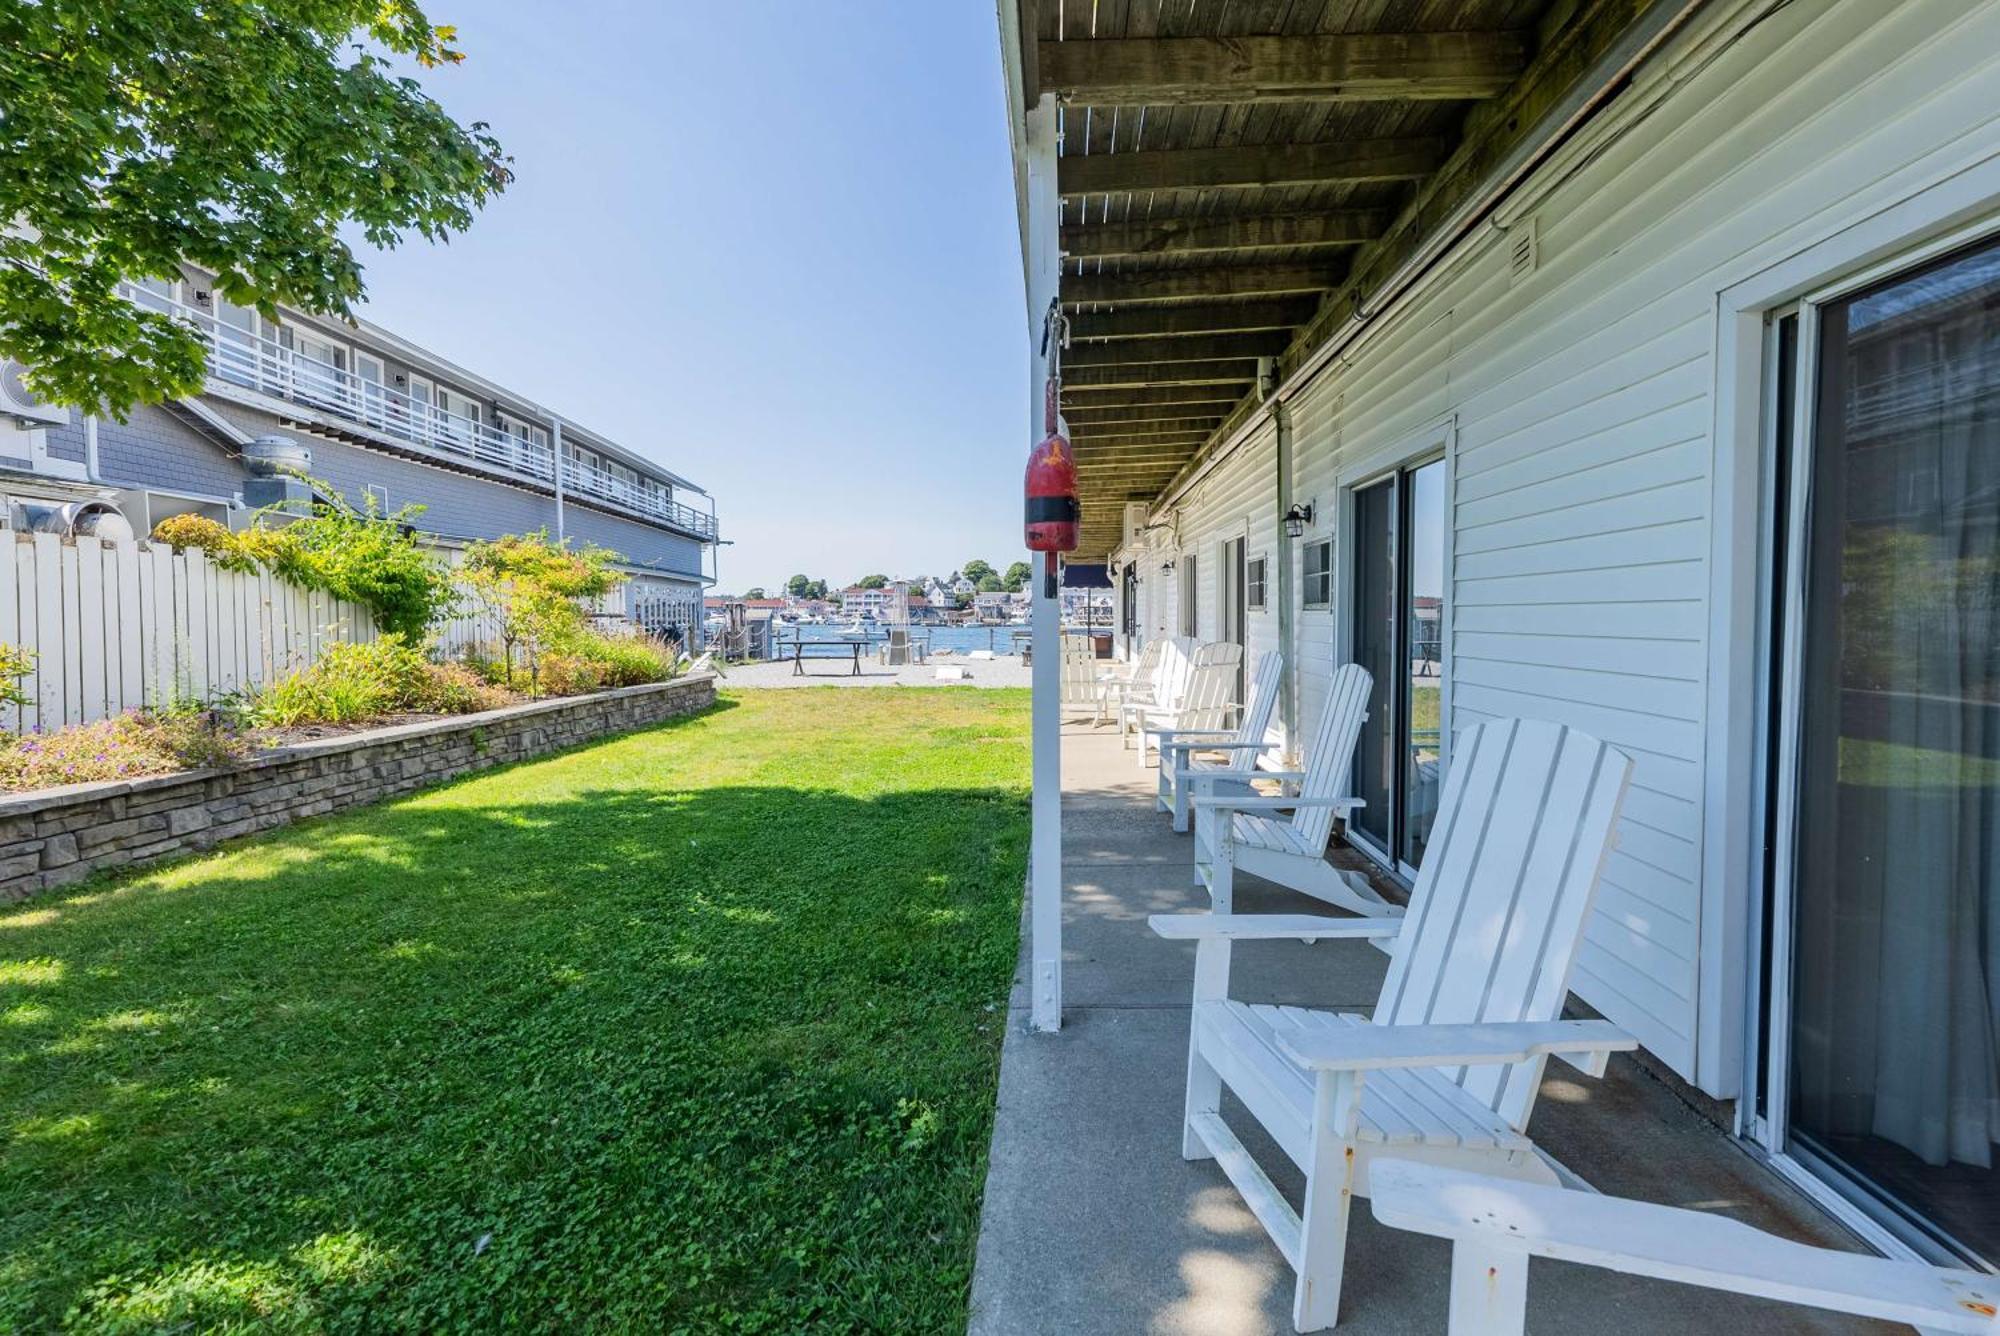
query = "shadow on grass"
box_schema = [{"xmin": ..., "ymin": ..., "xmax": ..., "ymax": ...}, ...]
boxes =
[{"xmin": 0, "ymin": 759, "xmax": 1028, "ymax": 1332}]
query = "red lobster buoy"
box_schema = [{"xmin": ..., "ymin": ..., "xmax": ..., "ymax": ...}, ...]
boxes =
[{"xmin": 1025, "ymin": 377, "xmax": 1079, "ymax": 554}]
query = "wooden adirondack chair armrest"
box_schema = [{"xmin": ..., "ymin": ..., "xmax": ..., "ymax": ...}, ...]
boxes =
[
  {"xmin": 1273, "ymin": 1019, "xmax": 1637, "ymax": 1076},
  {"xmin": 1366, "ymin": 1161, "xmax": 2000, "ymax": 1334},
  {"xmin": 1166, "ymin": 737, "xmax": 1269, "ymax": 749},
  {"xmin": 1189, "ymin": 794, "xmax": 1363, "ymax": 813},
  {"xmin": 1190, "ymin": 768, "xmax": 1305, "ymax": 787},
  {"xmin": 1149, "ymin": 913, "xmax": 1404, "ymax": 943},
  {"xmin": 1146, "ymin": 726, "xmax": 1238, "ymax": 742}
]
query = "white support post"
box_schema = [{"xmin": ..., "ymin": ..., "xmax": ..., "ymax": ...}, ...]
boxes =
[{"xmin": 1025, "ymin": 91, "xmax": 1063, "ymax": 1034}]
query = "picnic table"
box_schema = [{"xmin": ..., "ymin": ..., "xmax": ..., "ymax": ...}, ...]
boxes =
[{"xmin": 790, "ymin": 639, "xmax": 865, "ymax": 677}]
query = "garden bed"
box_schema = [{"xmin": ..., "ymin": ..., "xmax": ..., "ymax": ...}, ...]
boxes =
[{"xmin": 0, "ymin": 673, "xmax": 716, "ymax": 903}]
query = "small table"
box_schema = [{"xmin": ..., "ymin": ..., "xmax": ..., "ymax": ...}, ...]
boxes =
[{"xmin": 790, "ymin": 640, "xmax": 865, "ymax": 677}]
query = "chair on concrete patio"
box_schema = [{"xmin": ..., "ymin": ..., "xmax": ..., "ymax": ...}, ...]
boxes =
[
  {"xmin": 1059, "ymin": 635, "xmax": 1100, "ymax": 714},
  {"xmin": 1149, "ymin": 649, "xmax": 1284, "ymax": 832},
  {"xmin": 1150, "ymin": 718, "xmax": 1639, "ymax": 1332},
  {"xmin": 1121, "ymin": 641, "xmax": 1242, "ymax": 767},
  {"xmin": 1189, "ymin": 662, "xmax": 1388, "ymax": 917},
  {"xmin": 1368, "ymin": 1160, "xmax": 2000, "ymax": 1335},
  {"xmin": 1098, "ymin": 635, "xmax": 1186, "ymax": 726}
]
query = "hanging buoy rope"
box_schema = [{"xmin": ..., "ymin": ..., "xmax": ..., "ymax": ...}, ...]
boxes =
[{"xmin": 1025, "ymin": 298, "xmax": 1078, "ymax": 600}]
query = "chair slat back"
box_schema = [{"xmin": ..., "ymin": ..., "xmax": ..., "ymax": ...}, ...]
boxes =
[
  {"xmin": 1371, "ymin": 718, "xmax": 1632, "ymax": 1129},
  {"xmin": 1154, "ymin": 638, "xmax": 1193, "ymax": 708},
  {"xmin": 1222, "ymin": 651, "xmax": 1285, "ymax": 773},
  {"xmin": 1127, "ymin": 638, "xmax": 1168, "ymax": 693},
  {"xmin": 1060, "ymin": 637, "xmax": 1098, "ymax": 702},
  {"xmin": 1291, "ymin": 663, "xmax": 1372, "ymax": 851},
  {"xmin": 1174, "ymin": 643, "xmax": 1243, "ymax": 730}
]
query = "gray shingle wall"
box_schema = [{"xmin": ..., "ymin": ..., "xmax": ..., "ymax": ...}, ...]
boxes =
[{"xmin": 93, "ymin": 402, "xmax": 248, "ymax": 496}]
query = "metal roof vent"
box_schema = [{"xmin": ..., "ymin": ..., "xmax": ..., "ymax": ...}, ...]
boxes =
[
  {"xmin": 1507, "ymin": 218, "xmax": 1539, "ymax": 285},
  {"xmin": 243, "ymin": 434, "xmax": 312, "ymax": 477}
]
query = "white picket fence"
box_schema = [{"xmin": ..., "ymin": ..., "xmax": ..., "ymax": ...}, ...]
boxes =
[{"xmin": 0, "ymin": 533, "xmax": 379, "ymax": 734}]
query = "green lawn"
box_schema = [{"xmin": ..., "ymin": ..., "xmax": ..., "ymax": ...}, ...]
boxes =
[{"xmin": 0, "ymin": 688, "xmax": 1030, "ymax": 1332}]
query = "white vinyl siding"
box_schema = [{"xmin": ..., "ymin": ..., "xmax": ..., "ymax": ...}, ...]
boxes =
[{"xmin": 1105, "ymin": 0, "xmax": 2000, "ymax": 1088}]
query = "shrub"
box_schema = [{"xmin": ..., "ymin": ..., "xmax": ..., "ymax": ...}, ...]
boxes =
[
  {"xmin": 0, "ymin": 643, "xmax": 33, "ymax": 709},
  {"xmin": 413, "ymin": 662, "xmax": 514, "ymax": 715},
  {"xmin": 460, "ymin": 530, "xmax": 627, "ymax": 685},
  {"xmin": 152, "ymin": 490, "xmax": 457, "ymax": 639},
  {"xmin": 148, "ymin": 514, "xmax": 254, "ymax": 570},
  {"xmin": 0, "ymin": 709, "xmax": 250, "ymax": 791},
  {"xmin": 238, "ymin": 491, "xmax": 457, "ymax": 639},
  {"xmin": 249, "ymin": 635, "xmax": 518, "ymax": 728},
  {"xmin": 571, "ymin": 630, "xmax": 677, "ymax": 688},
  {"xmin": 532, "ymin": 652, "xmax": 604, "ymax": 698}
]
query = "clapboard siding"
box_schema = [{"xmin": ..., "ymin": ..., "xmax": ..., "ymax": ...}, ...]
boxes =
[{"xmin": 1102, "ymin": 0, "xmax": 2000, "ymax": 1085}]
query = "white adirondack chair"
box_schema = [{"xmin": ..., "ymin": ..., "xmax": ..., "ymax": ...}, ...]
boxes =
[
  {"xmin": 1102, "ymin": 635, "xmax": 1191, "ymax": 727},
  {"xmin": 1058, "ymin": 636, "xmax": 1099, "ymax": 711},
  {"xmin": 1123, "ymin": 642, "xmax": 1243, "ymax": 767},
  {"xmin": 1368, "ymin": 1160, "xmax": 2000, "ymax": 1336},
  {"xmin": 1190, "ymin": 663, "xmax": 1391, "ymax": 917},
  {"xmin": 1094, "ymin": 637, "xmax": 1167, "ymax": 724},
  {"xmin": 1151, "ymin": 649, "xmax": 1284, "ymax": 832},
  {"xmin": 1149, "ymin": 718, "xmax": 1639, "ymax": 1332}
]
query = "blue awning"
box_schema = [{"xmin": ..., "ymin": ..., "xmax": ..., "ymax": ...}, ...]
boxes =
[{"xmin": 1062, "ymin": 562, "xmax": 1111, "ymax": 589}]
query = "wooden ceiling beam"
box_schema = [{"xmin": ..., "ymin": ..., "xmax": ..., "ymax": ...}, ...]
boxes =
[
  {"xmin": 1068, "ymin": 297, "xmax": 1317, "ymax": 339},
  {"xmin": 1039, "ymin": 32, "xmax": 1527, "ymax": 105},
  {"xmin": 1062, "ymin": 332, "xmax": 1287, "ymax": 367},
  {"xmin": 1080, "ymin": 428, "xmax": 1200, "ymax": 444},
  {"xmin": 1060, "ymin": 361, "xmax": 1257, "ymax": 390},
  {"xmin": 1063, "ymin": 209, "xmax": 1387, "ymax": 260},
  {"xmin": 1062, "ymin": 409, "xmax": 1228, "ymax": 430},
  {"xmin": 1064, "ymin": 263, "xmax": 1337, "ymax": 305},
  {"xmin": 1059, "ymin": 136, "xmax": 1441, "ymax": 198},
  {"xmin": 1058, "ymin": 385, "xmax": 1246, "ymax": 410}
]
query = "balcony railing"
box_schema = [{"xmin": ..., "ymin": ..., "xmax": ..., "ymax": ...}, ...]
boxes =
[{"xmin": 124, "ymin": 287, "xmax": 719, "ymax": 542}]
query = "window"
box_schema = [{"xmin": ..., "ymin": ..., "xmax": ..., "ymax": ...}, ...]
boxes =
[
  {"xmin": 498, "ymin": 414, "xmax": 550, "ymax": 452},
  {"xmin": 1302, "ymin": 538, "xmax": 1333, "ymax": 607},
  {"xmin": 435, "ymin": 387, "xmax": 481, "ymax": 424},
  {"xmin": 1246, "ymin": 555, "xmax": 1268, "ymax": 610}
]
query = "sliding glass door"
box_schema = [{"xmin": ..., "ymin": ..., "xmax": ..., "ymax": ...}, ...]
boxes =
[
  {"xmin": 1349, "ymin": 458, "xmax": 1447, "ymax": 874},
  {"xmin": 1769, "ymin": 234, "xmax": 2000, "ymax": 1266}
]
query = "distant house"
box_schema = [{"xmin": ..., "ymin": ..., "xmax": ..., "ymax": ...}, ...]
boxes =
[{"xmin": 840, "ymin": 581, "xmax": 911, "ymax": 622}]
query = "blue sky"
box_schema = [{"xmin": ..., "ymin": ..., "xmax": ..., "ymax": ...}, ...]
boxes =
[{"xmin": 349, "ymin": 3, "xmax": 1027, "ymax": 593}]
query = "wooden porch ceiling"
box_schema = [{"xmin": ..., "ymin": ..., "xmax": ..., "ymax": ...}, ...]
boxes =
[{"xmin": 1026, "ymin": 0, "xmax": 1662, "ymax": 556}]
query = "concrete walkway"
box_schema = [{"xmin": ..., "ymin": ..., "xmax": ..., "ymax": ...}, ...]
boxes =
[{"xmin": 968, "ymin": 719, "xmax": 1896, "ymax": 1335}]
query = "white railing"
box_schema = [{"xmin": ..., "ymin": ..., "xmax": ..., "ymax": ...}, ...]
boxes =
[{"xmin": 125, "ymin": 286, "xmax": 719, "ymax": 542}]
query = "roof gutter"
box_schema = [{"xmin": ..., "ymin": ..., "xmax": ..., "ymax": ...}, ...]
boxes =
[{"xmin": 1152, "ymin": 0, "xmax": 1715, "ymax": 519}]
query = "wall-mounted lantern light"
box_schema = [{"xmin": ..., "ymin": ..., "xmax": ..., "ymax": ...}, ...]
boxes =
[
  {"xmin": 1161, "ymin": 559, "xmax": 1177, "ymax": 575},
  {"xmin": 1282, "ymin": 502, "xmax": 1315, "ymax": 539}
]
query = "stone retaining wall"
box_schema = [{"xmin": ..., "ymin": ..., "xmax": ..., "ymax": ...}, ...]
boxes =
[{"xmin": 0, "ymin": 672, "xmax": 717, "ymax": 903}]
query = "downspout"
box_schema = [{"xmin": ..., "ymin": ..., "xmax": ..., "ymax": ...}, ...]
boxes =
[
  {"xmin": 84, "ymin": 414, "xmax": 101, "ymax": 482},
  {"xmin": 1267, "ymin": 362, "xmax": 1299, "ymax": 758},
  {"xmin": 550, "ymin": 417, "xmax": 567, "ymax": 543}
]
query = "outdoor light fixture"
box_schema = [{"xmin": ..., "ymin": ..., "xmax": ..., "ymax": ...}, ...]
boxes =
[
  {"xmin": 1283, "ymin": 503, "xmax": 1315, "ymax": 539},
  {"xmin": 1161, "ymin": 559, "xmax": 1176, "ymax": 574}
]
